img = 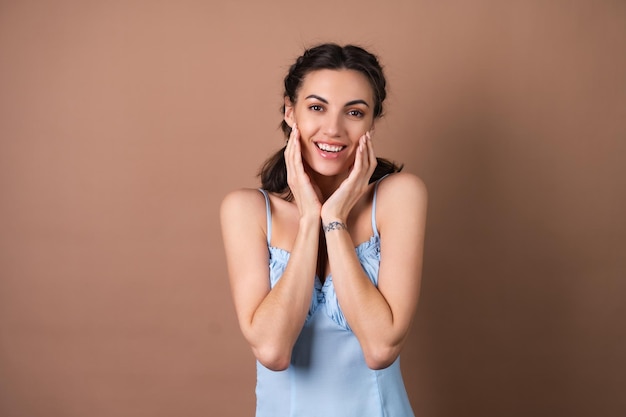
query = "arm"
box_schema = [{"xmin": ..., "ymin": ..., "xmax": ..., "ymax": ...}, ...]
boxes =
[
  {"xmin": 324, "ymin": 173, "xmax": 427, "ymax": 369},
  {"xmin": 220, "ymin": 125, "xmax": 322, "ymax": 371},
  {"xmin": 321, "ymin": 135, "xmax": 427, "ymax": 369},
  {"xmin": 220, "ymin": 189, "xmax": 319, "ymax": 371}
]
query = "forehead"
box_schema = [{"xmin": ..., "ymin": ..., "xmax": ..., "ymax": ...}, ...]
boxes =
[{"xmin": 298, "ymin": 69, "xmax": 373, "ymax": 102}]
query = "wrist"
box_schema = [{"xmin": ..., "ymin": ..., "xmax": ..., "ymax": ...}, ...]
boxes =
[
  {"xmin": 320, "ymin": 210, "xmax": 347, "ymax": 225},
  {"xmin": 322, "ymin": 220, "xmax": 348, "ymax": 233},
  {"xmin": 299, "ymin": 214, "xmax": 321, "ymax": 230}
]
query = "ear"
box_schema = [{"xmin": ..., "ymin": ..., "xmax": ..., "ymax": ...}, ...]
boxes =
[{"xmin": 284, "ymin": 97, "xmax": 295, "ymax": 128}]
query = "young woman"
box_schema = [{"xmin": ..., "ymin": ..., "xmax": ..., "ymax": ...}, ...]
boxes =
[{"xmin": 221, "ymin": 43, "xmax": 427, "ymax": 417}]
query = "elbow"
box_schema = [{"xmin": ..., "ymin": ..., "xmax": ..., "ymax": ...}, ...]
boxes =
[
  {"xmin": 259, "ymin": 356, "xmax": 291, "ymax": 372},
  {"xmin": 363, "ymin": 344, "xmax": 401, "ymax": 370},
  {"xmin": 242, "ymin": 327, "xmax": 293, "ymax": 371},
  {"xmin": 253, "ymin": 345, "xmax": 292, "ymax": 371}
]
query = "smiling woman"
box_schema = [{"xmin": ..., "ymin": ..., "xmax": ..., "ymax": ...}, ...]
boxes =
[
  {"xmin": 260, "ymin": 44, "xmax": 403, "ymax": 202},
  {"xmin": 284, "ymin": 69, "xmax": 374, "ymax": 177},
  {"xmin": 220, "ymin": 43, "xmax": 428, "ymax": 417}
]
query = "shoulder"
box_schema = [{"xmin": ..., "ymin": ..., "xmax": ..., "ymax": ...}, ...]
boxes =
[
  {"xmin": 220, "ymin": 188, "xmax": 272, "ymax": 250},
  {"xmin": 376, "ymin": 172, "xmax": 427, "ymax": 204},
  {"xmin": 376, "ymin": 172, "xmax": 428, "ymax": 247},
  {"xmin": 221, "ymin": 187, "xmax": 266, "ymax": 210},
  {"xmin": 375, "ymin": 172, "xmax": 428, "ymax": 229},
  {"xmin": 220, "ymin": 188, "xmax": 268, "ymax": 224}
]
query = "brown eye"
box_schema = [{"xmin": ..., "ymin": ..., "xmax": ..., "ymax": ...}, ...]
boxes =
[
  {"xmin": 348, "ymin": 110, "xmax": 364, "ymax": 118},
  {"xmin": 309, "ymin": 105, "xmax": 324, "ymax": 112}
]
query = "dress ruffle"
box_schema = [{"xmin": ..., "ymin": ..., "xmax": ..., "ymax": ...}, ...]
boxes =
[{"xmin": 267, "ymin": 235, "xmax": 381, "ymax": 331}]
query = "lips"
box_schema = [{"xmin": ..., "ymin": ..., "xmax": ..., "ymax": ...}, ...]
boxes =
[{"xmin": 315, "ymin": 142, "xmax": 346, "ymax": 153}]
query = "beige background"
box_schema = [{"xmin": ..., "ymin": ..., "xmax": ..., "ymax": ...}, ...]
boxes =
[{"xmin": 1, "ymin": 1, "xmax": 625, "ymax": 416}]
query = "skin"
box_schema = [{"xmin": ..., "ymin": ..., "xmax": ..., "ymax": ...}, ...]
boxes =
[{"xmin": 220, "ymin": 69, "xmax": 428, "ymax": 371}]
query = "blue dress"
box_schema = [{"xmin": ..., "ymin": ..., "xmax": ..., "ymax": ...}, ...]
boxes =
[{"xmin": 256, "ymin": 179, "xmax": 415, "ymax": 417}]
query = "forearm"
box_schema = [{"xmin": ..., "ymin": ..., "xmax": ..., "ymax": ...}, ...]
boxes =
[
  {"xmin": 246, "ymin": 216, "xmax": 320, "ymax": 369},
  {"xmin": 323, "ymin": 225, "xmax": 404, "ymax": 367}
]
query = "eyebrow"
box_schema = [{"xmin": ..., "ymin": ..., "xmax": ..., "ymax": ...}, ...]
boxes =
[{"xmin": 305, "ymin": 94, "xmax": 370, "ymax": 107}]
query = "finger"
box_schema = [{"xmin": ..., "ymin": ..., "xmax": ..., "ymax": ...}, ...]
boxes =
[
  {"xmin": 351, "ymin": 133, "xmax": 374, "ymax": 185},
  {"xmin": 286, "ymin": 124, "xmax": 297, "ymax": 154},
  {"xmin": 291, "ymin": 125, "xmax": 307, "ymax": 176},
  {"xmin": 285, "ymin": 125, "xmax": 299, "ymax": 186},
  {"xmin": 355, "ymin": 135, "xmax": 367, "ymax": 173},
  {"xmin": 284, "ymin": 130, "xmax": 293, "ymax": 170},
  {"xmin": 366, "ymin": 131, "xmax": 377, "ymax": 176},
  {"xmin": 346, "ymin": 134, "xmax": 368, "ymax": 184},
  {"xmin": 290, "ymin": 123, "xmax": 299, "ymax": 142},
  {"xmin": 285, "ymin": 124, "xmax": 299, "ymax": 167},
  {"xmin": 286, "ymin": 125, "xmax": 310, "ymax": 202}
]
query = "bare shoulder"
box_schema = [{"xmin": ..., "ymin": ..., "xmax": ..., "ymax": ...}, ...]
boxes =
[
  {"xmin": 375, "ymin": 172, "xmax": 427, "ymax": 258},
  {"xmin": 221, "ymin": 188, "xmax": 266, "ymax": 216},
  {"xmin": 374, "ymin": 172, "xmax": 428, "ymax": 234},
  {"xmin": 220, "ymin": 188, "xmax": 269, "ymax": 231},
  {"xmin": 376, "ymin": 172, "xmax": 428, "ymax": 207}
]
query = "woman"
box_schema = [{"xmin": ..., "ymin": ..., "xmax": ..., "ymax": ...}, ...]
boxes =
[{"xmin": 220, "ymin": 43, "xmax": 427, "ymax": 416}]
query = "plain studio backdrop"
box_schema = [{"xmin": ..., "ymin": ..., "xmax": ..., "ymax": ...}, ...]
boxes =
[{"xmin": 1, "ymin": 1, "xmax": 625, "ymax": 416}]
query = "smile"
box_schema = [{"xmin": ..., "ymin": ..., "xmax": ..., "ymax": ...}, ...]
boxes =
[{"xmin": 315, "ymin": 142, "xmax": 346, "ymax": 153}]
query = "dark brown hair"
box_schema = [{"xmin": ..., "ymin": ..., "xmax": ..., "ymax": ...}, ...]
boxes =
[{"xmin": 259, "ymin": 43, "xmax": 402, "ymax": 198}]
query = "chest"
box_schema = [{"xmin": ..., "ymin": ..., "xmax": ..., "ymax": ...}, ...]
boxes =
[{"xmin": 271, "ymin": 204, "xmax": 375, "ymax": 282}]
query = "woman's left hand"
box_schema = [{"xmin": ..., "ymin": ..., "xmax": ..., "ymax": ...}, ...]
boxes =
[{"xmin": 321, "ymin": 132, "xmax": 377, "ymax": 224}]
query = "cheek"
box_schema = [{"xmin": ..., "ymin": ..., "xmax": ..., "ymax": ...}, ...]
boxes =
[
  {"xmin": 294, "ymin": 123, "xmax": 319, "ymax": 145},
  {"xmin": 293, "ymin": 111, "xmax": 315, "ymax": 133},
  {"xmin": 347, "ymin": 126, "xmax": 367, "ymax": 145}
]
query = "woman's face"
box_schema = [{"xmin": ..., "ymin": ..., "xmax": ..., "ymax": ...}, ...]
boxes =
[{"xmin": 285, "ymin": 69, "xmax": 376, "ymax": 178}]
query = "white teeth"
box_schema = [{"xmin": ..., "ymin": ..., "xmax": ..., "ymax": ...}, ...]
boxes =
[{"xmin": 316, "ymin": 143, "xmax": 344, "ymax": 152}]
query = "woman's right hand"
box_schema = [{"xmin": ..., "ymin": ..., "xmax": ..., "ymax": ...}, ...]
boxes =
[{"xmin": 284, "ymin": 124, "xmax": 322, "ymax": 220}]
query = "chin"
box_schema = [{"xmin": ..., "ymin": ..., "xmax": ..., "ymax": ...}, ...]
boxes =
[{"xmin": 307, "ymin": 160, "xmax": 350, "ymax": 178}]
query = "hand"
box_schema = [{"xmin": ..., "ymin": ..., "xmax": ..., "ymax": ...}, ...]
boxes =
[
  {"xmin": 321, "ymin": 132, "xmax": 377, "ymax": 224},
  {"xmin": 285, "ymin": 124, "xmax": 323, "ymax": 220}
]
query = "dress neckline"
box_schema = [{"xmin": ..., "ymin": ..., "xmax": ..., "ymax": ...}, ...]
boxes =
[{"xmin": 268, "ymin": 234, "xmax": 379, "ymax": 284}]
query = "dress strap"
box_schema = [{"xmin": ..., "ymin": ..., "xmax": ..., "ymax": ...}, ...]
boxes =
[
  {"xmin": 258, "ymin": 189, "xmax": 272, "ymax": 246},
  {"xmin": 371, "ymin": 175, "xmax": 390, "ymax": 238}
]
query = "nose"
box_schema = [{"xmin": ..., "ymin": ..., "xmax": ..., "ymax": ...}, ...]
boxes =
[{"xmin": 323, "ymin": 112, "xmax": 342, "ymax": 138}]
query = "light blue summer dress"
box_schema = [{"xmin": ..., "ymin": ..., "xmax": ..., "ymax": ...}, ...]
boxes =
[{"xmin": 255, "ymin": 177, "xmax": 415, "ymax": 417}]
